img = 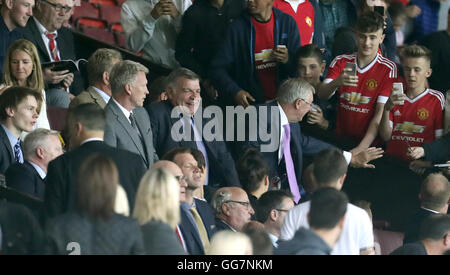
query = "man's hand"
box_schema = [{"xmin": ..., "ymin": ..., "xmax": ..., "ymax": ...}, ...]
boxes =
[
  {"xmin": 234, "ymin": 90, "xmax": 255, "ymax": 108},
  {"xmin": 409, "ymin": 160, "xmax": 431, "ymax": 175},
  {"xmin": 350, "ymin": 147, "xmax": 384, "ymax": 168},
  {"xmin": 337, "ymin": 68, "xmax": 358, "ymax": 87},
  {"xmin": 407, "ymin": 146, "xmax": 425, "ymax": 159},
  {"xmin": 306, "ymin": 106, "xmax": 329, "ymax": 130},
  {"xmin": 162, "ymin": 0, "xmax": 180, "ymax": 19},
  {"xmin": 272, "ymin": 46, "xmax": 289, "ymax": 64},
  {"xmin": 43, "ymin": 67, "xmax": 71, "ymax": 85},
  {"xmin": 384, "ymin": 89, "xmax": 406, "ymax": 111},
  {"xmin": 202, "ymin": 79, "xmax": 218, "ymax": 101},
  {"xmin": 405, "ymin": 5, "xmax": 421, "ymax": 18},
  {"xmin": 62, "ymin": 73, "xmax": 74, "ymax": 89},
  {"xmin": 151, "ymin": 0, "xmax": 166, "ymax": 19}
]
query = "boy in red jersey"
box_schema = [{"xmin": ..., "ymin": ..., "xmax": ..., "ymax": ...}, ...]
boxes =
[
  {"xmin": 317, "ymin": 11, "xmax": 397, "ymax": 154},
  {"xmin": 379, "ymin": 45, "xmax": 444, "ymax": 163}
]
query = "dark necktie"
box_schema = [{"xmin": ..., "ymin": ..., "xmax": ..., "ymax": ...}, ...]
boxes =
[{"xmin": 14, "ymin": 139, "xmax": 22, "ymax": 163}]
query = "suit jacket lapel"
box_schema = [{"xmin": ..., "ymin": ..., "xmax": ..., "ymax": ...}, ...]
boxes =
[
  {"xmin": 87, "ymin": 87, "xmax": 107, "ymax": 109},
  {"xmin": 28, "ymin": 19, "xmax": 51, "ymax": 62},
  {"xmin": 110, "ymin": 102, "xmax": 148, "ymax": 165},
  {"xmin": 0, "ymin": 127, "xmax": 14, "ymax": 162}
]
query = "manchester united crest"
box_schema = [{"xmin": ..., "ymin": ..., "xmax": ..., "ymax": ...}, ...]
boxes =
[
  {"xmin": 417, "ymin": 108, "xmax": 429, "ymax": 120},
  {"xmin": 365, "ymin": 79, "xmax": 378, "ymax": 91},
  {"xmin": 305, "ymin": 17, "xmax": 312, "ymax": 27}
]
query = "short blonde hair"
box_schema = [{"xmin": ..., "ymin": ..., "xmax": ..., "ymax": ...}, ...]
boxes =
[
  {"xmin": 207, "ymin": 231, "xmax": 253, "ymax": 255},
  {"xmin": 2, "ymin": 39, "xmax": 44, "ymax": 91},
  {"xmin": 133, "ymin": 167, "xmax": 180, "ymax": 229},
  {"xmin": 400, "ymin": 45, "xmax": 431, "ymax": 63}
]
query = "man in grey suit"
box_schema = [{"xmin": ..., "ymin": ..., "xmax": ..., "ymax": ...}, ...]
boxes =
[
  {"xmin": 104, "ymin": 60, "xmax": 158, "ymax": 168},
  {"xmin": 69, "ymin": 48, "xmax": 123, "ymax": 110}
]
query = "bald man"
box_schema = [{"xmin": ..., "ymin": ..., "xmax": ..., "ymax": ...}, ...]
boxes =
[
  {"xmin": 212, "ymin": 187, "xmax": 255, "ymax": 232},
  {"xmin": 404, "ymin": 173, "xmax": 450, "ymax": 244}
]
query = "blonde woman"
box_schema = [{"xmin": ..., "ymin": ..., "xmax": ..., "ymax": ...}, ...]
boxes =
[
  {"xmin": 133, "ymin": 166, "xmax": 186, "ymax": 255},
  {"xmin": 1, "ymin": 39, "xmax": 50, "ymax": 133}
]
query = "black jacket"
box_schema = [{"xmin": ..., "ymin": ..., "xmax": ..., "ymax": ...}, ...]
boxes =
[
  {"xmin": 176, "ymin": 0, "xmax": 246, "ymax": 79},
  {"xmin": 5, "ymin": 161, "xmax": 45, "ymax": 200}
]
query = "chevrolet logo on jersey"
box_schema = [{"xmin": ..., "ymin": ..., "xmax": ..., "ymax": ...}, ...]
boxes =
[
  {"xmin": 394, "ymin": 122, "xmax": 425, "ymax": 134},
  {"xmin": 340, "ymin": 92, "xmax": 371, "ymax": 105},
  {"xmin": 255, "ymin": 49, "xmax": 274, "ymax": 62}
]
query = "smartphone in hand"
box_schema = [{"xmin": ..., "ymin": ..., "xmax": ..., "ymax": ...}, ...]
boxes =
[{"xmin": 345, "ymin": 62, "xmax": 357, "ymax": 76}]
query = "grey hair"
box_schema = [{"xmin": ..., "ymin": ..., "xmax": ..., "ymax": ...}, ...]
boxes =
[
  {"xmin": 23, "ymin": 128, "xmax": 60, "ymax": 159},
  {"xmin": 109, "ymin": 60, "xmax": 149, "ymax": 96},
  {"xmin": 212, "ymin": 189, "xmax": 233, "ymax": 214},
  {"xmin": 276, "ymin": 78, "xmax": 315, "ymax": 104},
  {"xmin": 165, "ymin": 67, "xmax": 200, "ymax": 89}
]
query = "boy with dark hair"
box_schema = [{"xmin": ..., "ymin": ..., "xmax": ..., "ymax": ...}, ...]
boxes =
[
  {"xmin": 0, "ymin": 86, "xmax": 41, "ymax": 173},
  {"xmin": 379, "ymin": 45, "xmax": 444, "ymax": 163},
  {"xmin": 318, "ymin": 11, "xmax": 398, "ymax": 155}
]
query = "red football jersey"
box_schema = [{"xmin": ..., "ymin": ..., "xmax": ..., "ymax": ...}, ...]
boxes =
[
  {"xmin": 252, "ymin": 14, "xmax": 277, "ymax": 100},
  {"xmin": 325, "ymin": 53, "xmax": 398, "ymax": 142},
  {"xmin": 386, "ymin": 89, "xmax": 445, "ymax": 161},
  {"xmin": 273, "ymin": 0, "xmax": 315, "ymax": 46}
]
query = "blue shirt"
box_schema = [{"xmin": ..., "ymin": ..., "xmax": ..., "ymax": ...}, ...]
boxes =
[{"xmin": 0, "ymin": 15, "xmax": 24, "ymax": 76}]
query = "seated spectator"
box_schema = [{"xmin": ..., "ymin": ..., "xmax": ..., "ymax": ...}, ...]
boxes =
[
  {"xmin": 207, "ymin": 230, "xmax": 253, "ymax": 255},
  {"xmin": 280, "ymin": 148, "xmax": 375, "ymax": 255},
  {"xmin": 419, "ymin": 10, "xmax": 450, "ymax": 93},
  {"xmin": 5, "ymin": 128, "xmax": 62, "ymax": 199},
  {"xmin": 379, "ymin": 45, "xmax": 444, "ymax": 164},
  {"xmin": 236, "ymin": 148, "xmax": 270, "ymax": 214},
  {"xmin": 242, "ymin": 220, "xmax": 273, "ymax": 255},
  {"xmin": 121, "ymin": 0, "xmax": 192, "ymax": 69},
  {"xmin": 0, "ymin": 0, "xmax": 34, "ymax": 76},
  {"xmin": 276, "ymin": 188, "xmax": 348, "ymax": 255},
  {"xmin": 19, "ymin": 0, "xmax": 86, "ymax": 107},
  {"xmin": 146, "ymin": 68, "xmax": 239, "ymax": 188},
  {"xmin": 104, "ymin": 60, "xmax": 158, "ymax": 169},
  {"xmin": 255, "ymin": 190, "xmax": 294, "ymax": 248},
  {"xmin": 45, "ymin": 154, "xmax": 145, "ymax": 255},
  {"xmin": 391, "ymin": 214, "xmax": 450, "ymax": 255},
  {"xmin": 388, "ymin": 0, "xmax": 408, "ymax": 47},
  {"xmin": 1, "ymin": 39, "xmax": 50, "ymax": 134},
  {"xmin": 163, "ymin": 147, "xmax": 217, "ymax": 251},
  {"xmin": 133, "ymin": 166, "xmax": 186, "ymax": 255},
  {"xmin": 212, "ymin": 187, "xmax": 255, "ymax": 232},
  {"xmin": 209, "ymin": 0, "xmax": 301, "ymax": 106},
  {"xmin": 69, "ymin": 48, "xmax": 122, "ymax": 110},
  {"xmin": 403, "ymin": 173, "xmax": 450, "ymax": 244},
  {"xmin": 0, "ymin": 200, "xmax": 44, "ymax": 255},
  {"xmin": 0, "ymin": 86, "xmax": 41, "ymax": 173}
]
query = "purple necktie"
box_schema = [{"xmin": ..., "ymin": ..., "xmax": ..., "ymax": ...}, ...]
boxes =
[{"xmin": 282, "ymin": 124, "xmax": 301, "ymax": 203}]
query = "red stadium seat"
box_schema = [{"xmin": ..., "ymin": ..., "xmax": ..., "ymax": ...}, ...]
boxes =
[
  {"xmin": 113, "ymin": 31, "xmax": 126, "ymax": 48},
  {"xmin": 83, "ymin": 28, "xmax": 116, "ymax": 45},
  {"xmin": 115, "ymin": 0, "xmax": 127, "ymax": 6},
  {"xmin": 109, "ymin": 22, "xmax": 124, "ymax": 33},
  {"xmin": 47, "ymin": 106, "xmax": 68, "ymax": 132},
  {"xmin": 99, "ymin": 4, "xmax": 121, "ymax": 25},
  {"xmin": 76, "ymin": 17, "xmax": 108, "ymax": 30},
  {"xmin": 72, "ymin": 1, "xmax": 99, "ymax": 23},
  {"xmin": 89, "ymin": 0, "xmax": 116, "ymax": 6}
]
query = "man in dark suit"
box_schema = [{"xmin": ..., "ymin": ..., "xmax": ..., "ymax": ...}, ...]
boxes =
[
  {"xmin": 243, "ymin": 78, "xmax": 384, "ymax": 203},
  {"xmin": 212, "ymin": 187, "xmax": 255, "ymax": 232},
  {"xmin": 403, "ymin": 173, "xmax": 450, "ymax": 244},
  {"xmin": 104, "ymin": 60, "xmax": 158, "ymax": 169},
  {"xmin": 152, "ymin": 160, "xmax": 205, "ymax": 255},
  {"xmin": 146, "ymin": 67, "xmax": 239, "ymax": 188},
  {"xmin": 44, "ymin": 103, "xmax": 146, "ymax": 220},
  {"xmin": 19, "ymin": 0, "xmax": 86, "ymax": 107},
  {"xmin": 5, "ymin": 128, "xmax": 63, "ymax": 199},
  {"xmin": 163, "ymin": 147, "xmax": 217, "ymax": 250},
  {"xmin": 0, "ymin": 87, "xmax": 41, "ymax": 174},
  {"xmin": 69, "ymin": 48, "xmax": 123, "ymax": 110}
]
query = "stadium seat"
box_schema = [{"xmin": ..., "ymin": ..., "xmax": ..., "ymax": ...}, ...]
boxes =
[
  {"xmin": 83, "ymin": 28, "xmax": 116, "ymax": 45},
  {"xmin": 47, "ymin": 106, "xmax": 68, "ymax": 132},
  {"xmin": 89, "ymin": 0, "xmax": 116, "ymax": 6},
  {"xmin": 373, "ymin": 229, "xmax": 404, "ymax": 255},
  {"xmin": 76, "ymin": 17, "xmax": 108, "ymax": 30},
  {"xmin": 72, "ymin": 1, "xmax": 99, "ymax": 24},
  {"xmin": 114, "ymin": 31, "xmax": 127, "ymax": 49},
  {"xmin": 99, "ymin": 4, "xmax": 121, "ymax": 25},
  {"xmin": 115, "ymin": 0, "xmax": 127, "ymax": 6},
  {"xmin": 109, "ymin": 22, "xmax": 124, "ymax": 33}
]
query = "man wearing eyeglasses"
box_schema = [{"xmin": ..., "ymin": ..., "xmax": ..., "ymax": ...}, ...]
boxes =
[
  {"xmin": 212, "ymin": 187, "xmax": 255, "ymax": 232},
  {"xmin": 19, "ymin": 0, "xmax": 86, "ymax": 108}
]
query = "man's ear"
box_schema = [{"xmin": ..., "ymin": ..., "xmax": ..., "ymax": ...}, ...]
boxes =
[
  {"xmin": 5, "ymin": 107, "xmax": 14, "ymax": 118},
  {"xmin": 426, "ymin": 68, "xmax": 432, "ymax": 78},
  {"xmin": 36, "ymin": 146, "xmax": 45, "ymax": 159},
  {"xmin": 221, "ymin": 203, "xmax": 230, "ymax": 216},
  {"xmin": 124, "ymin": 83, "xmax": 133, "ymax": 96},
  {"xmin": 269, "ymin": 209, "xmax": 278, "ymax": 221},
  {"xmin": 4, "ymin": 0, "xmax": 14, "ymax": 10},
  {"xmin": 320, "ymin": 62, "xmax": 326, "ymax": 74},
  {"xmin": 380, "ymin": 33, "xmax": 386, "ymax": 44},
  {"xmin": 103, "ymin": 72, "xmax": 110, "ymax": 85},
  {"xmin": 294, "ymin": 98, "xmax": 302, "ymax": 109}
]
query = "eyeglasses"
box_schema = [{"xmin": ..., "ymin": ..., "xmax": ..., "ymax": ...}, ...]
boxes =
[
  {"xmin": 299, "ymin": 97, "xmax": 319, "ymax": 111},
  {"xmin": 225, "ymin": 200, "xmax": 252, "ymax": 209},
  {"xmin": 41, "ymin": 0, "xmax": 72, "ymax": 13}
]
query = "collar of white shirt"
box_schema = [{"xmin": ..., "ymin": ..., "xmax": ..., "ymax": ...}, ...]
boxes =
[
  {"xmin": 112, "ymin": 98, "xmax": 132, "ymax": 123},
  {"xmin": 28, "ymin": 161, "xmax": 46, "ymax": 179},
  {"xmin": 92, "ymin": 86, "xmax": 111, "ymax": 103}
]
